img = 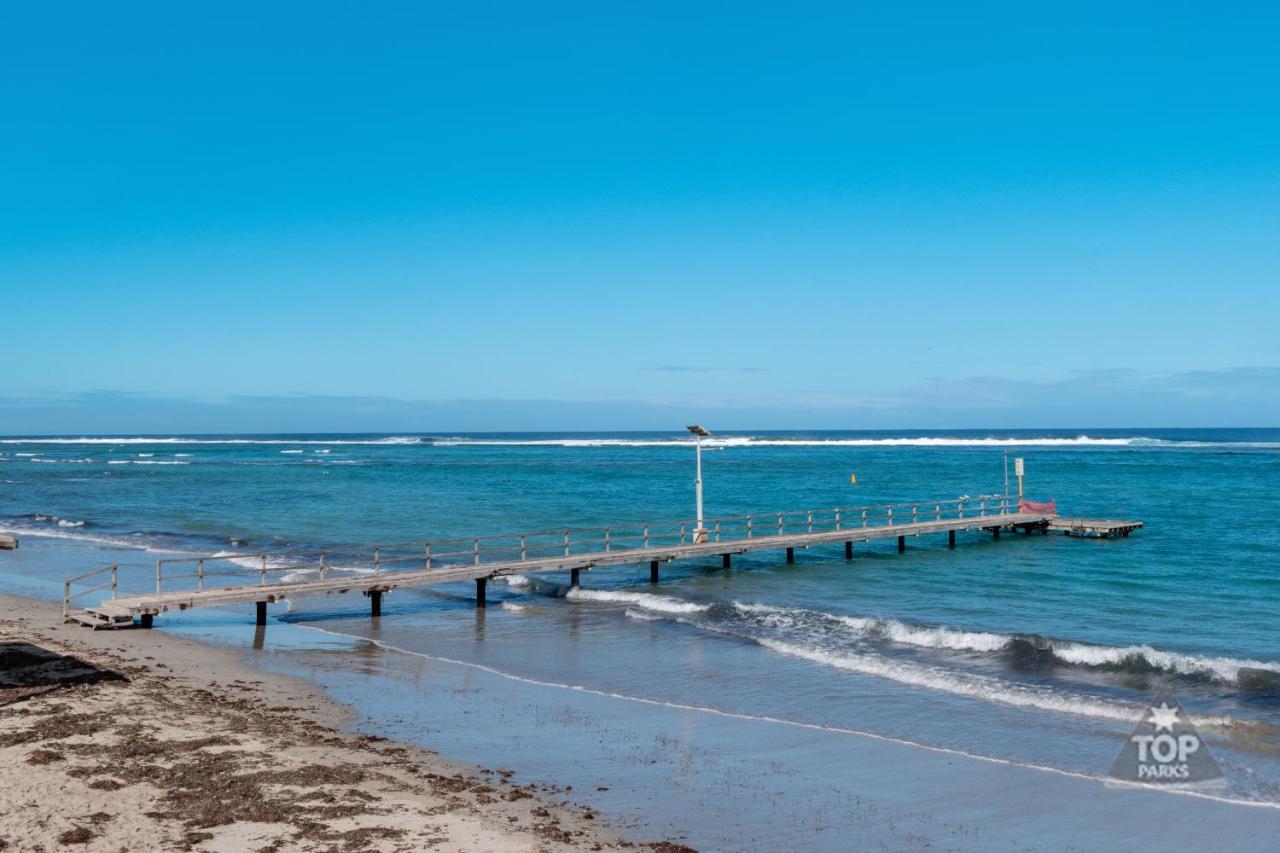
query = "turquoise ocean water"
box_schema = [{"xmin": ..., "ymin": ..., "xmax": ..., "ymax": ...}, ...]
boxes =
[{"xmin": 3, "ymin": 429, "xmax": 1280, "ymax": 847}]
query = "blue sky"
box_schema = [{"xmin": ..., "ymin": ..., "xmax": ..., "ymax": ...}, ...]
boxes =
[{"xmin": 3, "ymin": 2, "xmax": 1279, "ymax": 432}]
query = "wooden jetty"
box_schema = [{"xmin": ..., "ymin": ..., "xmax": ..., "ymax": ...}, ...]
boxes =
[{"xmin": 61, "ymin": 495, "xmax": 1142, "ymax": 630}]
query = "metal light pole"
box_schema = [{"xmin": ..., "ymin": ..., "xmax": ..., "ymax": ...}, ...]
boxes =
[{"xmin": 687, "ymin": 425, "xmax": 711, "ymax": 543}]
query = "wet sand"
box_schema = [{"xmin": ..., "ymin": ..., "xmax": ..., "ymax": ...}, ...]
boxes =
[{"xmin": 0, "ymin": 594, "xmax": 684, "ymax": 852}]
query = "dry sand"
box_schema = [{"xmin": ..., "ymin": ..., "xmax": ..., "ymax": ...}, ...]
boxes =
[{"xmin": 0, "ymin": 594, "xmax": 692, "ymax": 853}]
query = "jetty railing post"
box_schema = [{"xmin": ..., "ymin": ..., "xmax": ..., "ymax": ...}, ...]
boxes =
[
  {"xmin": 777, "ymin": 513, "xmax": 783, "ymax": 536},
  {"xmin": 680, "ymin": 522, "xmax": 686, "ymax": 544},
  {"xmin": 715, "ymin": 520, "xmax": 721, "ymax": 542},
  {"xmin": 959, "ymin": 500, "xmax": 965, "ymax": 519},
  {"xmin": 807, "ymin": 510, "xmax": 813, "ymax": 533},
  {"xmin": 936, "ymin": 503, "xmax": 941, "ymax": 521},
  {"xmin": 887, "ymin": 506, "xmax": 893, "ymax": 526},
  {"xmin": 643, "ymin": 525, "xmax": 650, "ymax": 549},
  {"xmin": 604, "ymin": 527, "xmax": 611, "ymax": 552},
  {"xmin": 260, "ymin": 555, "xmax": 267, "ymax": 585},
  {"xmin": 156, "ymin": 560, "xmax": 163, "ymax": 594},
  {"xmin": 111, "ymin": 564, "xmax": 118, "ymax": 599},
  {"xmin": 424, "ymin": 544, "xmax": 431, "ymax": 570},
  {"xmin": 519, "ymin": 535, "xmax": 527, "ymax": 561},
  {"xmin": 63, "ymin": 580, "xmax": 70, "ymax": 618},
  {"xmin": 862, "ymin": 509, "xmax": 868, "ymax": 527},
  {"xmin": 835, "ymin": 508, "xmax": 842, "ymax": 530},
  {"xmin": 320, "ymin": 551, "xmax": 327, "ymax": 579},
  {"xmin": 747, "ymin": 515, "xmax": 753, "ymax": 538},
  {"xmin": 198, "ymin": 559, "xmax": 205, "ymax": 592},
  {"xmin": 979, "ymin": 498, "xmax": 986, "ymax": 518},
  {"xmin": 374, "ymin": 546, "xmax": 382, "ymax": 575},
  {"xmin": 563, "ymin": 530, "xmax": 570, "ymax": 557},
  {"xmin": 912, "ymin": 505, "xmax": 918, "ymax": 524},
  {"xmin": 474, "ymin": 538, "xmax": 481, "ymax": 565}
]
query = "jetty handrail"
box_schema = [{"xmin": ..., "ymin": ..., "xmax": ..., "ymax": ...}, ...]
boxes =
[
  {"xmin": 148, "ymin": 494, "xmax": 1018, "ymax": 570},
  {"xmin": 63, "ymin": 563, "xmax": 118, "ymax": 618},
  {"xmin": 68, "ymin": 494, "xmax": 1026, "ymax": 600}
]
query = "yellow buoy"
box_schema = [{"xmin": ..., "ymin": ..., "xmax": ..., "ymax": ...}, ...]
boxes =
[{"xmin": 849, "ymin": 473, "xmax": 857, "ymax": 485}]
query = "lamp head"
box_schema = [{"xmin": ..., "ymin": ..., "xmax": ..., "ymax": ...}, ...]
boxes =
[{"xmin": 686, "ymin": 425, "xmax": 711, "ymax": 437}]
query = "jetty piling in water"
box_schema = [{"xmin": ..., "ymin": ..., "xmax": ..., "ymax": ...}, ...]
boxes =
[{"xmin": 59, "ymin": 494, "xmax": 1143, "ymax": 631}]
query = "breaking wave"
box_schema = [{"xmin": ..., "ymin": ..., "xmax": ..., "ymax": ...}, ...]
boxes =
[
  {"xmin": 566, "ymin": 587, "xmax": 712, "ymax": 614},
  {"xmin": 0, "ymin": 522, "xmax": 190, "ymax": 554},
  {"xmin": 731, "ymin": 603, "xmax": 1280, "ymax": 691},
  {"xmin": 106, "ymin": 460, "xmax": 190, "ymax": 466}
]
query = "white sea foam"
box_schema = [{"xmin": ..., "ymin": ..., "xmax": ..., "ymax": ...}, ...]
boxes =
[
  {"xmin": 1050, "ymin": 641, "xmax": 1280, "ymax": 683},
  {"xmin": 731, "ymin": 602, "xmax": 1278, "ymax": 684},
  {"xmin": 137, "ymin": 453, "xmax": 154, "ymax": 457},
  {"xmin": 733, "ymin": 602, "xmax": 1010, "ymax": 652},
  {"xmin": 503, "ymin": 574, "xmax": 530, "ymax": 587},
  {"xmin": 210, "ymin": 551, "xmax": 294, "ymax": 571},
  {"xmin": 57, "ymin": 519, "xmax": 84, "ymax": 528},
  {"xmin": 755, "ymin": 638, "xmax": 1237, "ymax": 726},
  {"xmin": 280, "ymin": 450, "xmax": 304, "ymax": 454},
  {"xmin": 0, "ymin": 524, "xmax": 187, "ymax": 554},
  {"xmin": 105, "ymin": 460, "xmax": 190, "ymax": 465},
  {"xmin": 565, "ymin": 587, "xmax": 712, "ymax": 614},
  {"xmin": 501, "ymin": 601, "xmax": 527, "ymax": 612},
  {"xmin": 624, "ymin": 608, "xmax": 664, "ymax": 622}
]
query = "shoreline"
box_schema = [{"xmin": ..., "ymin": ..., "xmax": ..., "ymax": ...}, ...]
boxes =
[
  {"xmin": 7, "ymin": 531, "xmax": 1280, "ymax": 850},
  {"xmin": 0, "ymin": 592, "xmax": 682, "ymax": 852}
]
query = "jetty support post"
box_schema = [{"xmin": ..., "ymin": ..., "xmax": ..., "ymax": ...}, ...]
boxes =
[
  {"xmin": 786, "ymin": 547, "xmax": 795, "ymax": 564},
  {"xmin": 370, "ymin": 590, "xmax": 382, "ymax": 618},
  {"xmin": 570, "ymin": 567, "xmax": 581, "ymax": 588},
  {"xmin": 948, "ymin": 530, "xmax": 956, "ymax": 549},
  {"xmin": 845, "ymin": 541, "xmax": 853, "ymax": 559},
  {"xmin": 897, "ymin": 535, "xmax": 906, "ymax": 553},
  {"xmin": 475, "ymin": 577, "xmax": 487, "ymax": 608},
  {"xmin": 722, "ymin": 554, "xmax": 731, "ymax": 569},
  {"xmin": 992, "ymin": 527, "xmax": 1001, "ymax": 541},
  {"xmin": 256, "ymin": 601, "xmax": 267, "ymax": 626},
  {"xmin": 139, "ymin": 613, "xmax": 153, "ymax": 629},
  {"xmin": 649, "ymin": 561, "xmax": 659, "ymax": 584}
]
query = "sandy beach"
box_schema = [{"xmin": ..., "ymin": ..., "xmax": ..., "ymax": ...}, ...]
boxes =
[{"xmin": 0, "ymin": 593, "xmax": 686, "ymax": 852}]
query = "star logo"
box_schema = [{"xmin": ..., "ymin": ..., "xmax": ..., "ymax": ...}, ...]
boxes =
[
  {"xmin": 1148, "ymin": 702, "xmax": 1180, "ymax": 733},
  {"xmin": 1108, "ymin": 694, "xmax": 1224, "ymax": 789}
]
